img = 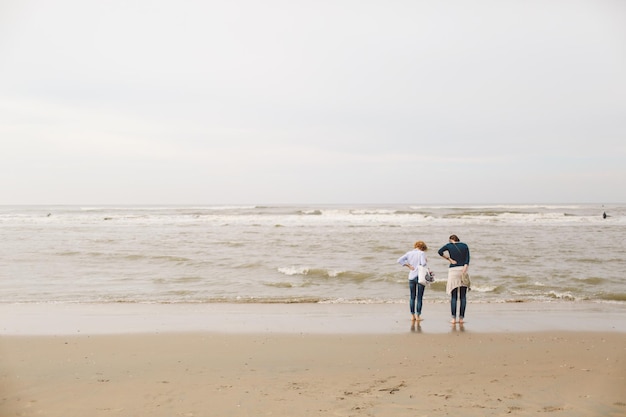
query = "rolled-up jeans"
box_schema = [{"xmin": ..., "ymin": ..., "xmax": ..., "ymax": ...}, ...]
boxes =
[
  {"xmin": 450, "ymin": 286, "xmax": 467, "ymax": 318},
  {"xmin": 409, "ymin": 279, "xmax": 426, "ymax": 315}
]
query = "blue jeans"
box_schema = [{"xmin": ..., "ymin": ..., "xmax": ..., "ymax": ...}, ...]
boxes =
[
  {"xmin": 450, "ymin": 286, "xmax": 468, "ymax": 318},
  {"xmin": 409, "ymin": 279, "xmax": 425, "ymax": 315}
]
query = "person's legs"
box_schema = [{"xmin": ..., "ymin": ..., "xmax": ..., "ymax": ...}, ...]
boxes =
[
  {"xmin": 409, "ymin": 279, "xmax": 417, "ymax": 319},
  {"xmin": 450, "ymin": 287, "xmax": 458, "ymax": 323},
  {"xmin": 416, "ymin": 283, "xmax": 425, "ymax": 319},
  {"xmin": 459, "ymin": 286, "xmax": 468, "ymax": 322}
]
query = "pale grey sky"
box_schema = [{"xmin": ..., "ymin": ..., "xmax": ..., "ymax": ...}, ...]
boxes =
[{"xmin": 1, "ymin": 0, "xmax": 625, "ymax": 205}]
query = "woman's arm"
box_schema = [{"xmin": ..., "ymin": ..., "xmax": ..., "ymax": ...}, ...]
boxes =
[
  {"xmin": 397, "ymin": 253, "xmax": 414, "ymax": 270},
  {"xmin": 438, "ymin": 244, "xmax": 456, "ymax": 264}
]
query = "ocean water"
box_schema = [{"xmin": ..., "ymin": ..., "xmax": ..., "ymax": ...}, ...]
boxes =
[{"xmin": 0, "ymin": 204, "xmax": 624, "ymax": 305}]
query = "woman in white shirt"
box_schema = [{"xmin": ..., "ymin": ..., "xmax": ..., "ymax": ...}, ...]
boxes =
[{"xmin": 397, "ymin": 240, "xmax": 429, "ymax": 322}]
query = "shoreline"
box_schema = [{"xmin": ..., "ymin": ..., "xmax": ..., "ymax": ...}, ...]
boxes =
[{"xmin": 1, "ymin": 301, "xmax": 625, "ymax": 335}]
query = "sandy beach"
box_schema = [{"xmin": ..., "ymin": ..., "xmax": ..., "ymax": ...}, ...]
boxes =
[{"xmin": 1, "ymin": 303, "xmax": 625, "ymax": 416}]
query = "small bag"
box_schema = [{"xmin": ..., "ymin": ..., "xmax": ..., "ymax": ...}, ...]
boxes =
[
  {"xmin": 418, "ymin": 265, "xmax": 435, "ymax": 285},
  {"xmin": 461, "ymin": 272, "xmax": 471, "ymax": 287}
]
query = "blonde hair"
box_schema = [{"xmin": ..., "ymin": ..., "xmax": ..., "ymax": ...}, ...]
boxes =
[{"xmin": 414, "ymin": 241, "xmax": 428, "ymax": 251}]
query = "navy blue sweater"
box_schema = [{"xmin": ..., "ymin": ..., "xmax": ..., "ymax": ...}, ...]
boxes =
[{"xmin": 438, "ymin": 242, "xmax": 470, "ymax": 268}]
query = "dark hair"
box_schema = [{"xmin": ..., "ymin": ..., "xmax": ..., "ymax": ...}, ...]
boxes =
[{"xmin": 449, "ymin": 234, "xmax": 460, "ymax": 242}]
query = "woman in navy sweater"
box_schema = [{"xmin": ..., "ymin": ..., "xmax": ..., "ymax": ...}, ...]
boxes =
[{"xmin": 438, "ymin": 234, "xmax": 470, "ymax": 324}]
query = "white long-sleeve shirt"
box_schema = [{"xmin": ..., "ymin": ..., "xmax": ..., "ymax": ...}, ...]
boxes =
[{"xmin": 397, "ymin": 249, "xmax": 427, "ymax": 280}]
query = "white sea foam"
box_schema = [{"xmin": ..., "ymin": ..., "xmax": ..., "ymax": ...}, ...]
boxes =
[{"xmin": 278, "ymin": 266, "xmax": 310, "ymax": 276}]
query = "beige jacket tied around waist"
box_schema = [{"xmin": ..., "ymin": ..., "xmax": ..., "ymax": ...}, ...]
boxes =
[{"xmin": 446, "ymin": 266, "xmax": 465, "ymax": 295}]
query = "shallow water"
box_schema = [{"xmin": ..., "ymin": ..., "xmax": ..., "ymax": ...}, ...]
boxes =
[{"xmin": 1, "ymin": 204, "xmax": 624, "ymax": 304}]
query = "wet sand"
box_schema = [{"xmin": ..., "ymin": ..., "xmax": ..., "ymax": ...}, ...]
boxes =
[
  {"xmin": 1, "ymin": 301, "xmax": 625, "ymax": 335},
  {"xmin": 1, "ymin": 302, "xmax": 625, "ymax": 416}
]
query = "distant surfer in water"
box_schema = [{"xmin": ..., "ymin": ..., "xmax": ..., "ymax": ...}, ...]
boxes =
[{"xmin": 603, "ymin": 211, "xmax": 607, "ymax": 219}]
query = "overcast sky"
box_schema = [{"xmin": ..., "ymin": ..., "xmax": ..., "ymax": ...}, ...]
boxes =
[{"xmin": 1, "ymin": 0, "xmax": 624, "ymax": 205}]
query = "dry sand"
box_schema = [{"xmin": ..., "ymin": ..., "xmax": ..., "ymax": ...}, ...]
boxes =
[{"xmin": 1, "ymin": 303, "xmax": 625, "ymax": 416}]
